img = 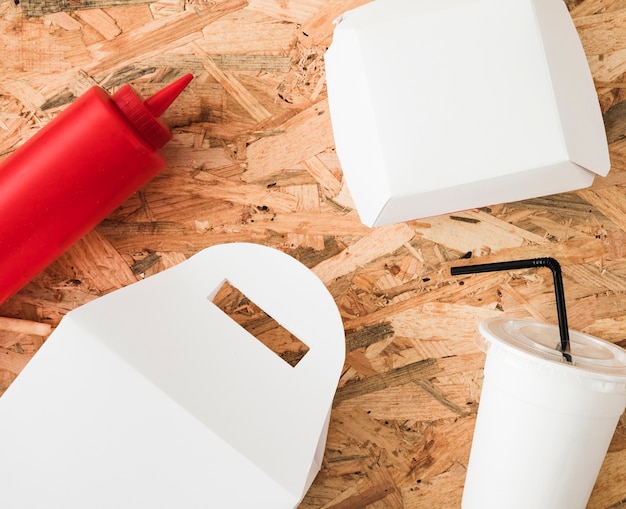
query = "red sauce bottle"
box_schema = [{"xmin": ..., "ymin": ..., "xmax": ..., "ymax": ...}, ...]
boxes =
[{"xmin": 0, "ymin": 74, "xmax": 193, "ymax": 304}]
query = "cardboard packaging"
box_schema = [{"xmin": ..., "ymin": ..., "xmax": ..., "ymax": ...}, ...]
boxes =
[
  {"xmin": 325, "ymin": 0, "xmax": 610, "ymax": 227},
  {"xmin": 0, "ymin": 243, "xmax": 345, "ymax": 508}
]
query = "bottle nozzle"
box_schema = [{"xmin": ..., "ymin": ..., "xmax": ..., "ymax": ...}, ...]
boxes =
[
  {"xmin": 144, "ymin": 73, "xmax": 194, "ymax": 117},
  {"xmin": 113, "ymin": 73, "xmax": 194, "ymax": 149}
]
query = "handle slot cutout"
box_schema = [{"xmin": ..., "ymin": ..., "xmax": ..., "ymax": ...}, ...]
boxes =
[{"xmin": 211, "ymin": 280, "xmax": 310, "ymax": 367}]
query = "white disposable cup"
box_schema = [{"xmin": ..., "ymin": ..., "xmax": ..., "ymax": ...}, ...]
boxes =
[{"xmin": 462, "ymin": 317, "xmax": 626, "ymax": 509}]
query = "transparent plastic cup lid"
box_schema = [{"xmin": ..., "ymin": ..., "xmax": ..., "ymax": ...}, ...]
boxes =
[{"xmin": 479, "ymin": 317, "xmax": 626, "ymax": 379}]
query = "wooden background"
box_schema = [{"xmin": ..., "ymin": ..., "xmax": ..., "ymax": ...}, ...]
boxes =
[{"xmin": 1, "ymin": 0, "xmax": 626, "ymax": 506}]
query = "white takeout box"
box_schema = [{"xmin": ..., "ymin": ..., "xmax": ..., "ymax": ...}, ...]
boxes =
[
  {"xmin": 325, "ymin": 0, "xmax": 610, "ymax": 227},
  {"xmin": 0, "ymin": 243, "xmax": 345, "ymax": 508}
]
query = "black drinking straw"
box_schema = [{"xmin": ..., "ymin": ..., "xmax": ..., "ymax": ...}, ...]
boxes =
[{"xmin": 451, "ymin": 257, "xmax": 572, "ymax": 363}]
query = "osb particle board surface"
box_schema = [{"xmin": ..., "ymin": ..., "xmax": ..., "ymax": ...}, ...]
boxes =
[{"xmin": 1, "ymin": 0, "xmax": 626, "ymax": 506}]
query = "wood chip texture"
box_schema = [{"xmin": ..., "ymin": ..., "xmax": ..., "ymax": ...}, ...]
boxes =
[{"xmin": 1, "ymin": 0, "xmax": 626, "ymax": 506}]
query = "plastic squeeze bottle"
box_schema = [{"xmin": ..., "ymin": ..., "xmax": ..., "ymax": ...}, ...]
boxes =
[{"xmin": 0, "ymin": 74, "xmax": 193, "ymax": 304}]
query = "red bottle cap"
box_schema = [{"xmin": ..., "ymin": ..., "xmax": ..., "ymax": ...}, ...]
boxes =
[{"xmin": 112, "ymin": 73, "xmax": 193, "ymax": 149}]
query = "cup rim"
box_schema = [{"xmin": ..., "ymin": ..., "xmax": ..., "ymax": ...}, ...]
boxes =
[{"xmin": 479, "ymin": 317, "xmax": 626, "ymax": 382}]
